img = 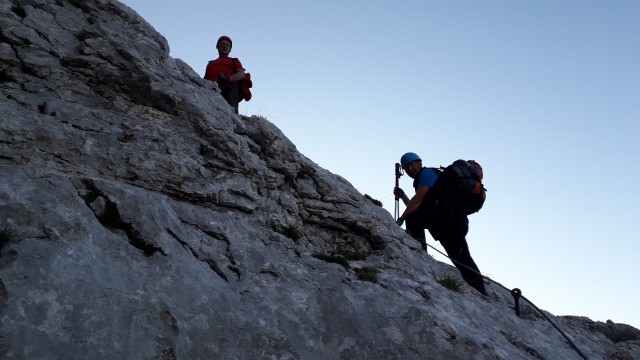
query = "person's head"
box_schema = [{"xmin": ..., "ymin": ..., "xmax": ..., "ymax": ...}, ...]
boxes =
[
  {"xmin": 216, "ymin": 35, "xmax": 232, "ymax": 56},
  {"xmin": 400, "ymin": 152, "xmax": 422, "ymax": 178}
]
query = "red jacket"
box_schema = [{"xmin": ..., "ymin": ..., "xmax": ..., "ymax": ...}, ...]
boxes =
[{"xmin": 204, "ymin": 57, "xmax": 244, "ymax": 81}]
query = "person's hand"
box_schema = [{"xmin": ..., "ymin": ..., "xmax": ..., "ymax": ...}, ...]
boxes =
[
  {"xmin": 217, "ymin": 74, "xmax": 230, "ymax": 88},
  {"xmin": 396, "ymin": 218, "xmax": 404, "ymax": 226},
  {"xmin": 393, "ymin": 187, "xmax": 405, "ymax": 198}
]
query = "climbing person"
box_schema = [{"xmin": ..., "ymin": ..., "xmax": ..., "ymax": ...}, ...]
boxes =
[
  {"xmin": 394, "ymin": 152, "xmax": 488, "ymax": 295},
  {"xmin": 204, "ymin": 35, "xmax": 246, "ymax": 113}
]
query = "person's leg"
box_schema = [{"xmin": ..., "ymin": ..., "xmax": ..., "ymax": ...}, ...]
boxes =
[
  {"xmin": 439, "ymin": 214, "xmax": 487, "ymax": 294},
  {"xmin": 404, "ymin": 210, "xmax": 429, "ymax": 251},
  {"xmin": 221, "ymin": 84, "xmax": 241, "ymax": 113},
  {"xmin": 227, "ymin": 83, "xmax": 241, "ymax": 113}
]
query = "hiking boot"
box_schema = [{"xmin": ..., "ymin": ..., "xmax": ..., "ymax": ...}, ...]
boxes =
[
  {"xmin": 477, "ymin": 291, "xmax": 491, "ymax": 301},
  {"xmin": 414, "ymin": 237, "xmax": 428, "ymax": 251}
]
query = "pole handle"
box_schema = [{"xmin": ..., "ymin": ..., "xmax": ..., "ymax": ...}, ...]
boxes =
[{"xmin": 394, "ymin": 163, "xmax": 403, "ymax": 199}]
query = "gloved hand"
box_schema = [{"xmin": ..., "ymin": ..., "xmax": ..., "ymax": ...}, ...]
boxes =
[
  {"xmin": 393, "ymin": 187, "xmax": 405, "ymax": 198},
  {"xmin": 396, "ymin": 218, "xmax": 404, "ymax": 226}
]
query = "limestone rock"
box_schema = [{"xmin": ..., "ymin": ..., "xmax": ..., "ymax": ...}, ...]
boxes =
[{"xmin": 1, "ymin": 1, "xmax": 639, "ymax": 359}]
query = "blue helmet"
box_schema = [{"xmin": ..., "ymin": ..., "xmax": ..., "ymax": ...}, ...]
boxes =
[{"xmin": 400, "ymin": 152, "xmax": 421, "ymax": 167}]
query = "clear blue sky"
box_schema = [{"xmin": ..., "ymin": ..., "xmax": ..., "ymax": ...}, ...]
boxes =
[{"xmin": 119, "ymin": 0, "xmax": 640, "ymax": 329}]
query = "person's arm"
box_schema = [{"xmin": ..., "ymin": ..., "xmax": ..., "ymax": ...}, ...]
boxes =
[
  {"xmin": 394, "ymin": 188, "xmax": 410, "ymax": 205},
  {"xmin": 229, "ymin": 68, "xmax": 245, "ymax": 82},
  {"xmin": 399, "ymin": 192, "xmax": 409, "ymax": 205},
  {"xmin": 399, "ymin": 186, "xmax": 430, "ymax": 221},
  {"xmin": 204, "ymin": 62, "xmax": 214, "ymax": 81},
  {"xmin": 229, "ymin": 58, "xmax": 246, "ymax": 81}
]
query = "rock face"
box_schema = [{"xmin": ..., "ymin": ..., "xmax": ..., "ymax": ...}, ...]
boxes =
[{"xmin": 0, "ymin": 1, "xmax": 639, "ymax": 359}]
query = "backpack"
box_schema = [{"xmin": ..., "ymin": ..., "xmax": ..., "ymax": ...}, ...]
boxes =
[
  {"xmin": 432, "ymin": 159, "xmax": 486, "ymax": 215},
  {"xmin": 232, "ymin": 58, "xmax": 253, "ymax": 101}
]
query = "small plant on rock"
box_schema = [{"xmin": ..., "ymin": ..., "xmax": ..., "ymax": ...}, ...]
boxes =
[
  {"xmin": 341, "ymin": 250, "xmax": 368, "ymax": 261},
  {"xmin": 364, "ymin": 194, "xmax": 383, "ymax": 207},
  {"xmin": 355, "ymin": 266, "xmax": 380, "ymax": 284},
  {"xmin": 281, "ymin": 225, "xmax": 301, "ymax": 241},
  {"xmin": 0, "ymin": 224, "xmax": 19, "ymax": 250},
  {"xmin": 436, "ymin": 272, "xmax": 465, "ymax": 292},
  {"xmin": 312, "ymin": 253, "xmax": 349, "ymax": 269}
]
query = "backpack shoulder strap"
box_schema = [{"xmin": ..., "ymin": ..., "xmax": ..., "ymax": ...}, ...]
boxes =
[{"xmin": 231, "ymin": 58, "xmax": 238, "ymax": 72}]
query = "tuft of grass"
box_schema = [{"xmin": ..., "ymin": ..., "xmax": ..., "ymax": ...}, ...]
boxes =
[
  {"xmin": 280, "ymin": 225, "xmax": 301, "ymax": 241},
  {"xmin": 341, "ymin": 250, "xmax": 368, "ymax": 261},
  {"xmin": 436, "ymin": 273, "xmax": 465, "ymax": 292},
  {"xmin": 312, "ymin": 253, "xmax": 349, "ymax": 269},
  {"xmin": 364, "ymin": 194, "xmax": 383, "ymax": 207},
  {"xmin": 355, "ymin": 266, "xmax": 380, "ymax": 284},
  {"xmin": 0, "ymin": 224, "xmax": 19, "ymax": 250}
]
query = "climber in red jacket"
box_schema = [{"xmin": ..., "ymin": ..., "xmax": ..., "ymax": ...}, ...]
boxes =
[{"xmin": 204, "ymin": 35, "xmax": 245, "ymax": 114}]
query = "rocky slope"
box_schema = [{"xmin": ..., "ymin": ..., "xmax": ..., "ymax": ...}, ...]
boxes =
[{"xmin": 1, "ymin": 1, "xmax": 639, "ymax": 359}]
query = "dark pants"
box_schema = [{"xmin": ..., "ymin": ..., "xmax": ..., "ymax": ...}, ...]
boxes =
[
  {"xmin": 221, "ymin": 83, "xmax": 241, "ymax": 113},
  {"xmin": 406, "ymin": 206, "xmax": 487, "ymax": 295},
  {"xmin": 216, "ymin": 75, "xmax": 241, "ymax": 114}
]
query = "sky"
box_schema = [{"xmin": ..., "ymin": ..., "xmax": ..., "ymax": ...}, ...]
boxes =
[{"xmin": 118, "ymin": 0, "xmax": 640, "ymax": 330}]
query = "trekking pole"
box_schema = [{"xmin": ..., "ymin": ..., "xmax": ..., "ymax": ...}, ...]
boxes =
[{"xmin": 394, "ymin": 163, "xmax": 403, "ymax": 220}]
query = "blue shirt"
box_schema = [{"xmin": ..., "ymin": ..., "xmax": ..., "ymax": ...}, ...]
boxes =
[{"xmin": 416, "ymin": 167, "xmax": 438, "ymax": 188}]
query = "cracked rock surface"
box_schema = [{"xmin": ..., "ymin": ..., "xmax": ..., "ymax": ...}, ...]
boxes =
[{"xmin": 1, "ymin": 1, "xmax": 639, "ymax": 359}]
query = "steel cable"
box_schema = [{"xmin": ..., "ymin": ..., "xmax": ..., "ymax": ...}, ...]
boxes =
[{"xmin": 423, "ymin": 242, "xmax": 590, "ymax": 360}]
